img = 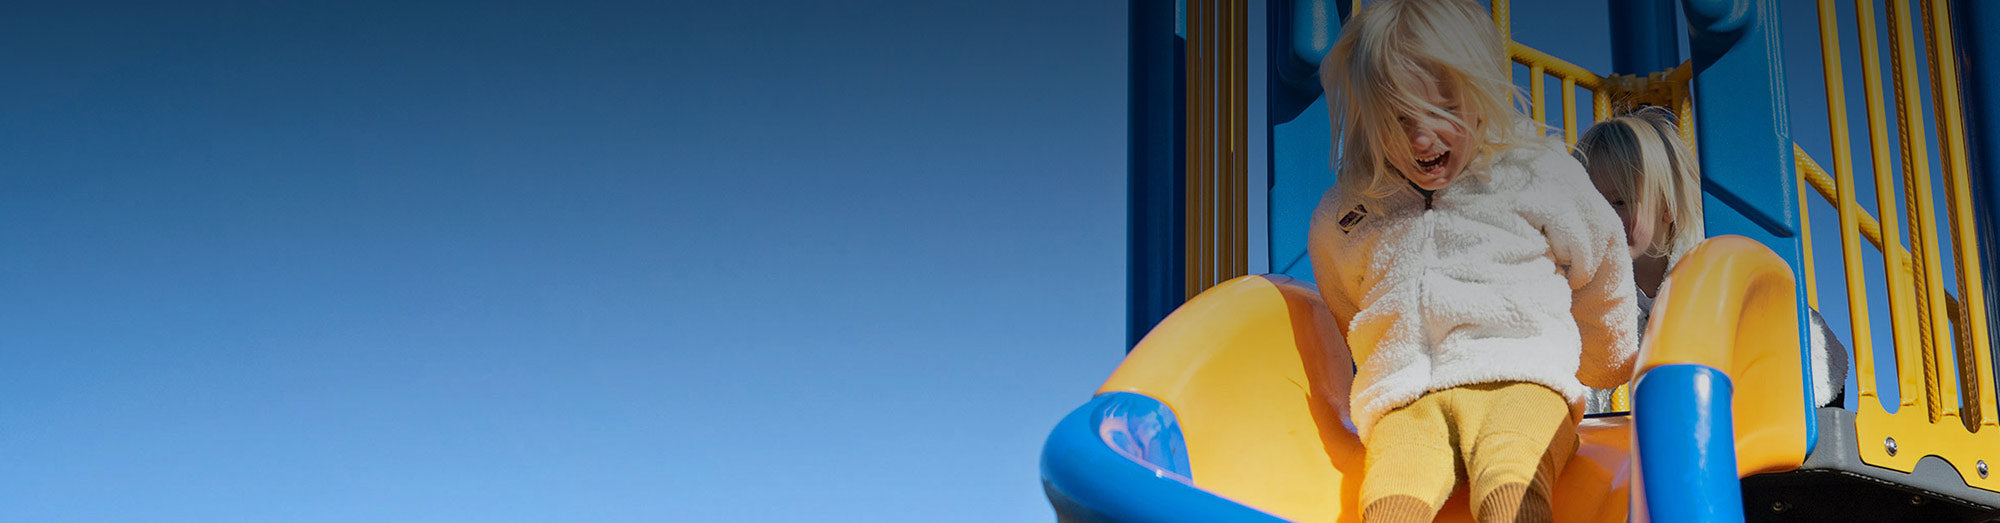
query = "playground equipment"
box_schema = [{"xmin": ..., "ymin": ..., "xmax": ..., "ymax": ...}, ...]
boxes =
[{"xmin": 1043, "ymin": 0, "xmax": 2000, "ymax": 520}]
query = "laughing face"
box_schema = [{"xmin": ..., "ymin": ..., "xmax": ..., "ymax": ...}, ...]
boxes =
[{"xmin": 1391, "ymin": 67, "xmax": 1472, "ymax": 191}]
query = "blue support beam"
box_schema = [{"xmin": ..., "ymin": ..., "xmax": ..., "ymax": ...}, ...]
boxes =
[
  {"xmin": 1678, "ymin": 0, "xmax": 1817, "ymax": 449},
  {"xmin": 1609, "ymin": 0, "xmax": 1680, "ymax": 75},
  {"xmin": 1129, "ymin": 0, "xmax": 1186, "ymax": 350},
  {"xmin": 1953, "ymin": 0, "xmax": 2000, "ymax": 360},
  {"xmin": 1681, "ymin": 0, "xmax": 1800, "ymax": 242}
]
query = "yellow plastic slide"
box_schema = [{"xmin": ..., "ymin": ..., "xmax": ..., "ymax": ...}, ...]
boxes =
[{"xmin": 1088, "ymin": 236, "xmax": 1806, "ymax": 521}]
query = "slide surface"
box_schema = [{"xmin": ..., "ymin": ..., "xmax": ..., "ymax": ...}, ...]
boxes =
[{"xmin": 1043, "ymin": 237, "xmax": 1808, "ymax": 522}]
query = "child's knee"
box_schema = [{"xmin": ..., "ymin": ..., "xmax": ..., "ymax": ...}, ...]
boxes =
[
  {"xmin": 1466, "ymin": 438, "xmax": 1550, "ymax": 487},
  {"xmin": 1463, "ymin": 386, "xmax": 1576, "ymax": 501},
  {"xmin": 1361, "ymin": 397, "xmax": 1460, "ymax": 511},
  {"xmin": 1467, "ymin": 432, "xmax": 1572, "ymax": 493},
  {"xmin": 1360, "ymin": 434, "xmax": 1458, "ymax": 511}
]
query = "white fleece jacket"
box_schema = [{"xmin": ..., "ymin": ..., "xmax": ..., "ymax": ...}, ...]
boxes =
[{"xmin": 1307, "ymin": 139, "xmax": 1640, "ymax": 439}]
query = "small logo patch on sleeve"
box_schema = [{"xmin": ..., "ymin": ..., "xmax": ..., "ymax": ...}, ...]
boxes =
[{"xmin": 1338, "ymin": 204, "xmax": 1369, "ymax": 233}]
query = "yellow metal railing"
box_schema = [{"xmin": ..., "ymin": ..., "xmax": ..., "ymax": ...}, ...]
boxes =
[
  {"xmin": 1508, "ymin": 42, "xmax": 1609, "ymax": 145},
  {"xmin": 1499, "ymin": 3, "xmax": 2000, "ymax": 450},
  {"xmin": 1184, "ymin": 0, "xmax": 1248, "ymax": 299},
  {"xmin": 1490, "ymin": 0, "xmax": 2000, "ymax": 493},
  {"xmin": 1805, "ymin": 0, "xmax": 1999, "ymax": 493},
  {"xmin": 1502, "ymin": 40, "xmax": 1697, "ymax": 148}
]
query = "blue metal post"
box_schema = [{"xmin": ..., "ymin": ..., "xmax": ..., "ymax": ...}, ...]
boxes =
[
  {"xmin": 1609, "ymin": 0, "xmax": 1680, "ymax": 75},
  {"xmin": 1130, "ymin": 0, "xmax": 1186, "ymax": 350},
  {"xmin": 1632, "ymin": 364, "xmax": 1745, "ymax": 522},
  {"xmin": 1677, "ymin": 0, "xmax": 1817, "ymax": 448},
  {"xmin": 1953, "ymin": 0, "xmax": 2000, "ymax": 358}
]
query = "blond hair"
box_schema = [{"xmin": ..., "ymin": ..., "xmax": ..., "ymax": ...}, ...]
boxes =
[
  {"xmin": 1318, "ymin": 0, "xmax": 1548, "ymax": 197},
  {"xmin": 1574, "ymin": 106, "xmax": 1704, "ymax": 258}
]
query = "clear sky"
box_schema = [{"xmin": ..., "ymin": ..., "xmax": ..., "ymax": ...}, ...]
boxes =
[
  {"xmin": 3, "ymin": 1, "xmax": 1127, "ymax": 521},
  {"xmin": 0, "ymin": 0, "xmax": 1942, "ymax": 521}
]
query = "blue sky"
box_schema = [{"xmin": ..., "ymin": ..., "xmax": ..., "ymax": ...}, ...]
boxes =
[
  {"xmin": 0, "ymin": 0, "xmax": 1954, "ymax": 521},
  {"xmin": 3, "ymin": 1, "xmax": 1125, "ymax": 521}
]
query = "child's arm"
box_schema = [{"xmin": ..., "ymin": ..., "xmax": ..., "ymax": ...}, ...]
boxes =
[
  {"xmin": 1532, "ymin": 151, "xmax": 1640, "ymax": 389},
  {"xmin": 1307, "ymin": 195, "xmax": 1359, "ymax": 341}
]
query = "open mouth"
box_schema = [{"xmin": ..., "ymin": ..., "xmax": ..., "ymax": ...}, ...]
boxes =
[{"xmin": 1415, "ymin": 151, "xmax": 1450, "ymax": 173}]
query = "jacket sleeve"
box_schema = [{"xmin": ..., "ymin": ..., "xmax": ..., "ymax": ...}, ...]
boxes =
[
  {"xmin": 1808, "ymin": 308, "xmax": 1851, "ymax": 407},
  {"xmin": 1531, "ymin": 150, "xmax": 1640, "ymax": 389},
  {"xmin": 1307, "ymin": 194, "xmax": 1359, "ymax": 341}
]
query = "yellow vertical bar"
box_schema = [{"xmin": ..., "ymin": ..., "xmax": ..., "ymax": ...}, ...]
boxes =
[
  {"xmin": 1925, "ymin": 0, "xmax": 1996, "ymax": 428},
  {"xmin": 1217, "ymin": 0, "xmax": 1231, "ymax": 288},
  {"xmin": 1819, "ymin": 0, "xmax": 1879, "ymax": 403},
  {"xmin": 1493, "ymin": 0, "xmax": 1511, "ymax": 81},
  {"xmin": 1228, "ymin": 0, "xmax": 1244, "ymax": 281},
  {"xmin": 1224, "ymin": 0, "xmax": 1240, "ymax": 279},
  {"xmin": 1223, "ymin": 0, "xmax": 1234, "ymax": 282},
  {"xmin": 1201, "ymin": 0, "xmax": 1214, "ymax": 293},
  {"xmin": 1889, "ymin": 2, "xmax": 1943, "ymax": 413},
  {"xmin": 1888, "ymin": 0, "xmax": 1959, "ymax": 422},
  {"xmin": 1802, "ymin": 169, "xmax": 1820, "ymax": 309},
  {"xmin": 1198, "ymin": 0, "xmax": 1208, "ymax": 296},
  {"xmin": 1221, "ymin": 0, "xmax": 1235, "ymax": 282},
  {"xmin": 1184, "ymin": 0, "xmax": 1198, "ymax": 300},
  {"xmin": 1856, "ymin": 0, "xmax": 1928, "ymax": 411},
  {"xmin": 1205, "ymin": 0, "xmax": 1217, "ymax": 291},
  {"xmin": 1531, "ymin": 65, "xmax": 1546, "ymax": 124},
  {"xmin": 1562, "ymin": 77, "xmax": 1577, "ymax": 145},
  {"xmin": 1593, "ymin": 87, "xmax": 1609, "ymax": 122},
  {"xmin": 1188, "ymin": 0, "xmax": 1208, "ymax": 298},
  {"xmin": 1676, "ymin": 83, "xmax": 1696, "ymax": 158}
]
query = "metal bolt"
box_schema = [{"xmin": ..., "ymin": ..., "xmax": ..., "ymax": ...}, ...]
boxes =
[
  {"xmin": 1770, "ymin": 501, "xmax": 1789, "ymax": 513},
  {"xmin": 1911, "ymin": 495, "xmax": 1926, "ymax": 506},
  {"xmin": 1982, "ymin": 460, "xmax": 1991, "ymax": 478},
  {"xmin": 1887, "ymin": 437, "xmax": 1899, "ymax": 456}
]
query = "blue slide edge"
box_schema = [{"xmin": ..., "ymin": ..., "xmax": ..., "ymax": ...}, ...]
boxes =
[{"xmin": 1040, "ymin": 392, "xmax": 1286, "ymax": 522}]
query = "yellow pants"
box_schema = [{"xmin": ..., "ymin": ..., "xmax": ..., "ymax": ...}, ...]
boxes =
[{"xmin": 1360, "ymin": 382, "xmax": 1577, "ymax": 523}]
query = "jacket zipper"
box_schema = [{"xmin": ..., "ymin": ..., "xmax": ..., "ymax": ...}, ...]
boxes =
[{"xmin": 1410, "ymin": 181, "xmax": 1436, "ymax": 210}]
